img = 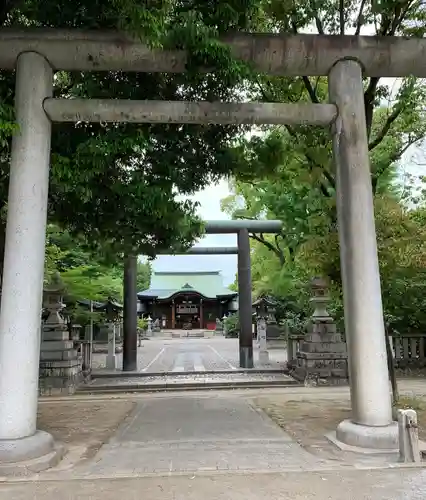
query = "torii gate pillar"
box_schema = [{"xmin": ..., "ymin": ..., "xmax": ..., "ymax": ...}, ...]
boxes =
[
  {"xmin": 0, "ymin": 53, "xmax": 61, "ymax": 472},
  {"xmin": 328, "ymin": 59, "xmax": 398, "ymax": 452}
]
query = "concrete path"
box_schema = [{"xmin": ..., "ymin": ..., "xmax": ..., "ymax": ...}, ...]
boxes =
[
  {"xmin": 5, "ymin": 380, "xmax": 426, "ymax": 498},
  {"xmin": 63, "ymin": 395, "xmax": 324, "ymax": 477},
  {"xmin": 92, "ymin": 337, "xmax": 287, "ymax": 373},
  {"xmin": 1, "ymin": 469, "xmax": 425, "ymax": 499}
]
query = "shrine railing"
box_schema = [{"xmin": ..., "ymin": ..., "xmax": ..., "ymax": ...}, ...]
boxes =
[
  {"xmin": 287, "ymin": 334, "xmax": 305, "ymax": 363},
  {"xmin": 389, "ymin": 332, "xmax": 426, "ymax": 368},
  {"xmin": 287, "ymin": 332, "xmax": 426, "ymax": 368},
  {"xmin": 74, "ymin": 340, "xmax": 92, "ymax": 377}
]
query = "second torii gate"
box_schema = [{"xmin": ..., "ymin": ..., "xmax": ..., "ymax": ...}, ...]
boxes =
[
  {"xmin": 203, "ymin": 220, "xmax": 282, "ymax": 369},
  {"xmin": 122, "ymin": 220, "xmax": 282, "ymax": 371}
]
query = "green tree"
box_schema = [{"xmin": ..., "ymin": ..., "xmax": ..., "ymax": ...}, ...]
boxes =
[
  {"xmin": 45, "ymin": 223, "xmax": 153, "ymax": 302},
  {"xmin": 0, "ymin": 0, "xmax": 264, "ymax": 270},
  {"xmin": 45, "ymin": 224, "xmax": 123, "ymax": 301},
  {"xmin": 223, "ymin": 156, "xmax": 426, "ymax": 332},
  {"xmin": 136, "ymin": 260, "xmax": 151, "ymax": 292},
  {"xmin": 221, "ymin": 0, "xmax": 426, "ymax": 293},
  {"xmin": 251, "ymin": 0, "xmax": 426, "ymax": 205}
]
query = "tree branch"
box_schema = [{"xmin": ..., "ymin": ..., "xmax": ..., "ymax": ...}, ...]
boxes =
[
  {"xmin": 371, "ymin": 137, "xmax": 421, "ymax": 193},
  {"xmin": 320, "ymin": 167, "xmax": 336, "ymax": 192},
  {"xmin": 354, "ymin": 0, "xmax": 367, "ymax": 35},
  {"xmin": 389, "ymin": 0, "xmax": 415, "ymax": 35},
  {"xmin": 250, "ymin": 232, "xmax": 286, "ymax": 266},
  {"xmin": 291, "ymin": 20, "xmax": 320, "ymax": 104},
  {"xmin": 255, "ymin": 78, "xmax": 277, "ymax": 104},
  {"xmin": 285, "ymin": 124, "xmax": 335, "ymax": 195},
  {"xmin": 308, "ymin": 0, "xmax": 325, "ymax": 34},
  {"xmin": 339, "ymin": 0, "xmax": 345, "ymax": 34},
  {"xmin": 368, "ymin": 105, "xmax": 404, "ymax": 151},
  {"xmin": 364, "ymin": 77, "xmax": 380, "ymax": 139},
  {"xmin": 301, "ymin": 76, "xmax": 320, "ymax": 103},
  {"xmin": 274, "ymin": 234, "xmax": 289, "ymax": 262}
]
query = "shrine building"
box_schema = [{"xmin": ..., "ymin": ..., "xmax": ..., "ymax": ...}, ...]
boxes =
[{"xmin": 137, "ymin": 271, "xmax": 238, "ymax": 330}]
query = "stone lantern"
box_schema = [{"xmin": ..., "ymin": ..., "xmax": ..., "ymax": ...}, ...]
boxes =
[
  {"xmin": 310, "ymin": 277, "xmax": 332, "ymax": 322},
  {"xmin": 39, "ymin": 273, "xmax": 83, "ymax": 395},
  {"xmin": 289, "ymin": 276, "xmax": 348, "ymax": 386},
  {"xmin": 43, "ymin": 272, "xmax": 67, "ymax": 330}
]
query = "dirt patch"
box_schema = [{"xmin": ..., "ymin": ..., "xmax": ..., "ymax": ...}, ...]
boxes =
[
  {"xmin": 37, "ymin": 400, "xmax": 136, "ymax": 456},
  {"xmin": 255, "ymin": 397, "xmax": 351, "ymax": 458},
  {"xmin": 255, "ymin": 395, "xmax": 426, "ymax": 461},
  {"xmin": 397, "ymin": 368, "xmax": 426, "ymax": 378}
]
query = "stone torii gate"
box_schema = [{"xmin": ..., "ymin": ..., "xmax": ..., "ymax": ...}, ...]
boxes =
[
  {"xmin": 197, "ymin": 219, "xmax": 282, "ymax": 369},
  {"xmin": 122, "ymin": 219, "xmax": 282, "ymax": 372},
  {"xmin": 0, "ymin": 29, "xmax": 417, "ymax": 470}
]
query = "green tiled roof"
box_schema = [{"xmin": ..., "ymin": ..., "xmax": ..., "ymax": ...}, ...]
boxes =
[{"xmin": 137, "ymin": 271, "xmax": 237, "ymax": 300}]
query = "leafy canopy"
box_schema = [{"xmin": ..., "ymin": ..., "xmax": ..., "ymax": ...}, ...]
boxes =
[
  {"xmin": 222, "ymin": 0, "xmax": 426, "ymax": 332},
  {"xmin": 45, "ymin": 223, "xmax": 151, "ymax": 302},
  {"xmin": 0, "ymin": 0, "xmax": 266, "ymax": 258}
]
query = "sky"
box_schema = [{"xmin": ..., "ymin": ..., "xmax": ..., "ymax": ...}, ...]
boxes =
[{"xmin": 149, "ymin": 180, "xmax": 238, "ymax": 286}]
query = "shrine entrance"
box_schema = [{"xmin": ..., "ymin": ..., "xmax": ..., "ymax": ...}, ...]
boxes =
[{"xmin": 0, "ymin": 29, "xmax": 416, "ymax": 467}]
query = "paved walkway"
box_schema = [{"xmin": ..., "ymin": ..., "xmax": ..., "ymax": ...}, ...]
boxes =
[
  {"xmin": 92, "ymin": 337, "xmax": 287, "ymax": 373},
  {"xmin": 3, "ymin": 381, "xmax": 426, "ymax": 498},
  {"xmin": 36, "ymin": 382, "xmax": 426, "ymax": 479},
  {"xmin": 40, "ymin": 395, "xmax": 325, "ymax": 478},
  {"xmin": 2, "ymin": 468, "xmax": 425, "ymax": 499}
]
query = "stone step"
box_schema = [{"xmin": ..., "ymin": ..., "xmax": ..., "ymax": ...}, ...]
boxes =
[
  {"xmin": 92, "ymin": 368, "xmax": 287, "ymax": 378},
  {"xmin": 77, "ymin": 376, "xmax": 300, "ymax": 394}
]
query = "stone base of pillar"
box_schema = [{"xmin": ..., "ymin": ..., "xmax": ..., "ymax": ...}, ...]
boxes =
[
  {"xmin": 326, "ymin": 419, "xmax": 399, "ymax": 454},
  {"xmin": 39, "ymin": 338, "xmax": 83, "ymax": 396},
  {"xmin": 290, "ymin": 326, "xmax": 349, "ymax": 386},
  {"xmin": 39, "ymin": 355, "xmax": 83, "ymax": 396},
  {"xmin": 0, "ymin": 430, "xmax": 64, "ymax": 476},
  {"xmin": 106, "ymin": 354, "xmax": 116, "ymax": 370},
  {"xmin": 258, "ymin": 350, "xmax": 269, "ymax": 364},
  {"xmin": 40, "ymin": 279, "xmax": 84, "ymax": 396}
]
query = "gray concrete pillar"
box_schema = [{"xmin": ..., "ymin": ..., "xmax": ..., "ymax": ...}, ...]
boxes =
[
  {"xmin": 0, "ymin": 52, "xmax": 60, "ymax": 473},
  {"xmin": 123, "ymin": 255, "xmax": 138, "ymax": 371},
  {"xmin": 237, "ymin": 229, "xmax": 253, "ymax": 368},
  {"xmin": 106, "ymin": 323, "xmax": 117, "ymax": 370},
  {"xmin": 257, "ymin": 317, "xmax": 269, "ymax": 364},
  {"xmin": 328, "ymin": 59, "xmax": 398, "ymax": 450}
]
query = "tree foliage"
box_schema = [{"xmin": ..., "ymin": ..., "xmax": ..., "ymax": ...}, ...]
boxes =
[
  {"xmin": 0, "ymin": 0, "xmax": 267, "ymax": 264},
  {"xmin": 223, "ymin": 151, "xmax": 426, "ymax": 334},
  {"xmin": 220, "ymin": 0, "xmax": 426, "ymax": 334},
  {"xmin": 45, "ymin": 224, "xmax": 152, "ymax": 302}
]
